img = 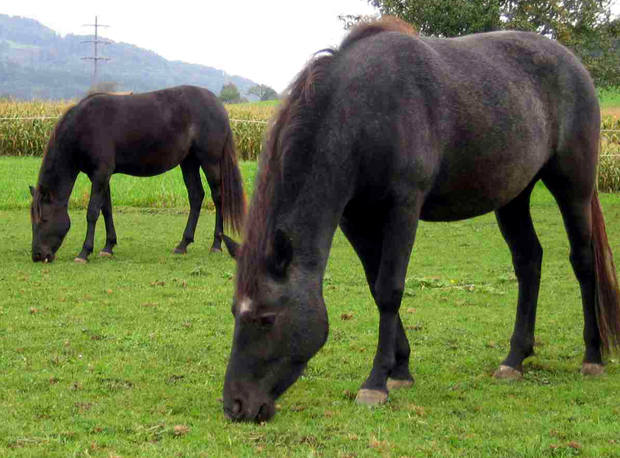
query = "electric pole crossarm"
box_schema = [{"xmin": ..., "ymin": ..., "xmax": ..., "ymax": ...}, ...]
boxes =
[{"xmin": 82, "ymin": 16, "xmax": 111, "ymax": 86}]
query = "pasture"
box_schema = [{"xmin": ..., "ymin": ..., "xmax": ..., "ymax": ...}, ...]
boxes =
[{"xmin": 1, "ymin": 157, "xmax": 620, "ymax": 457}]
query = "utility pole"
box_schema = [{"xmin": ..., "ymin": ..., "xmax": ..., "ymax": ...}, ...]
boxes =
[{"xmin": 81, "ymin": 16, "xmax": 110, "ymax": 86}]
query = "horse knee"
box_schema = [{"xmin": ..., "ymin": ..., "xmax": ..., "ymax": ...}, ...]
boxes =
[
  {"xmin": 569, "ymin": 248, "xmax": 594, "ymax": 283},
  {"xmin": 189, "ymin": 190, "xmax": 205, "ymax": 208},
  {"xmin": 86, "ymin": 207, "xmax": 101, "ymax": 224},
  {"xmin": 374, "ymin": 280, "xmax": 405, "ymax": 313}
]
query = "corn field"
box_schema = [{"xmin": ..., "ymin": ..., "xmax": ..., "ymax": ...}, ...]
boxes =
[
  {"xmin": 0, "ymin": 99, "xmax": 275, "ymax": 161},
  {"xmin": 599, "ymin": 115, "xmax": 620, "ymax": 193},
  {"xmin": 226, "ymin": 103, "xmax": 274, "ymax": 160},
  {"xmin": 2, "ymin": 99, "xmax": 620, "ymax": 191}
]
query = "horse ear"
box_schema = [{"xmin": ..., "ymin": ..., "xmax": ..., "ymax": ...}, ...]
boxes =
[
  {"xmin": 268, "ymin": 229, "xmax": 293, "ymax": 278},
  {"xmin": 38, "ymin": 184, "xmax": 52, "ymax": 202},
  {"xmin": 220, "ymin": 233, "xmax": 240, "ymax": 260},
  {"xmin": 29, "ymin": 185, "xmax": 35, "ymax": 197}
]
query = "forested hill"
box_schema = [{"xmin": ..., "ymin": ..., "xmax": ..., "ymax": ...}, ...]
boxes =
[{"xmin": 0, "ymin": 14, "xmax": 258, "ymax": 100}]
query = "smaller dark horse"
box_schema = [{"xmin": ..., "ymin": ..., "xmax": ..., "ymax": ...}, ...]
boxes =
[
  {"xmin": 30, "ymin": 85, "xmax": 246, "ymax": 263},
  {"xmin": 222, "ymin": 18, "xmax": 620, "ymax": 422}
]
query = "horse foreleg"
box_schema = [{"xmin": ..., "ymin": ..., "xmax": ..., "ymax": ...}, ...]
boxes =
[
  {"xmin": 387, "ymin": 315, "xmax": 415, "ymax": 390},
  {"xmin": 175, "ymin": 160, "xmax": 205, "ymax": 255},
  {"xmin": 343, "ymin": 203, "xmax": 418, "ymax": 405},
  {"xmin": 99, "ymin": 183, "xmax": 117, "ymax": 257},
  {"xmin": 493, "ymin": 184, "xmax": 542, "ymax": 379},
  {"xmin": 76, "ymin": 177, "xmax": 109, "ymax": 263}
]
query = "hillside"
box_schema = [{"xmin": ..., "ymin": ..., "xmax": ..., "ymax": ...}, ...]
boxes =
[{"xmin": 0, "ymin": 14, "xmax": 258, "ymax": 100}]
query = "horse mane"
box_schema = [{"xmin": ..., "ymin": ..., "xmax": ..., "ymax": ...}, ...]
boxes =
[
  {"xmin": 235, "ymin": 16, "xmax": 416, "ymax": 297},
  {"xmin": 340, "ymin": 16, "xmax": 417, "ymax": 50},
  {"xmin": 31, "ymin": 103, "xmax": 77, "ymax": 223}
]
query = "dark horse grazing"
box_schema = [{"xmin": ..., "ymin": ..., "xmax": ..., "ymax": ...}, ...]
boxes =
[
  {"xmin": 30, "ymin": 85, "xmax": 245, "ymax": 263},
  {"xmin": 222, "ymin": 18, "xmax": 620, "ymax": 422}
]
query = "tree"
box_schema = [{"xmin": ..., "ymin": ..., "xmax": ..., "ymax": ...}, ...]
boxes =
[
  {"xmin": 343, "ymin": 0, "xmax": 620, "ymax": 89},
  {"xmin": 248, "ymin": 84, "xmax": 279, "ymax": 101},
  {"xmin": 219, "ymin": 82, "xmax": 241, "ymax": 104}
]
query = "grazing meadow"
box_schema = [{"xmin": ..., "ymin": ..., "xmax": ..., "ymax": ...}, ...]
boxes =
[{"xmin": 1, "ymin": 157, "xmax": 620, "ymax": 457}]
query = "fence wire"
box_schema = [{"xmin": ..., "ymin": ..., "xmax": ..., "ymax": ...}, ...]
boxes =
[
  {"xmin": 2, "ymin": 117, "xmax": 619, "ymax": 155},
  {"xmin": 0, "ymin": 116, "xmax": 269, "ymax": 124}
]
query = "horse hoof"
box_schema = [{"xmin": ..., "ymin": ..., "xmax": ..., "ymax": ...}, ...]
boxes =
[
  {"xmin": 355, "ymin": 389, "xmax": 388, "ymax": 406},
  {"xmin": 493, "ymin": 365, "xmax": 523, "ymax": 380},
  {"xmin": 173, "ymin": 248, "xmax": 187, "ymax": 255},
  {"xmin": 387, "ymin": 378, "xmax": 414, "ymax": 390},
  {"xmin": 581, "ymin": 363, "xmax": 605, "ymax": 376},
  {"xmin": 210, "ymin": 247, "xmax": 223, "ymax": 253},
  {"xmin": 74, "ymin": 257, "xmax": 88, "ymax": 264},
  {"xmin": 99, "ymin": 251, "xmax": 113, "ymax": 257}
]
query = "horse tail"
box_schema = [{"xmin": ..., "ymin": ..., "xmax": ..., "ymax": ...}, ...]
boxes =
[
  {"xmin": 591, "ymin": 189, "xmax": 620, "ymax": 354},
  {"xmin": 220, "ymin": 127, "xmax": 246, "ymax": 236}
]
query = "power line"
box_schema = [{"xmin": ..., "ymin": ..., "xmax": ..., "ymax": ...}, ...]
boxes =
[{"xmin": 81, "ymin": 16, "xmax": 111, "ymax": 86}]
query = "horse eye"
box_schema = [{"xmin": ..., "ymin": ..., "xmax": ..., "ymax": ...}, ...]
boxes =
[{"xmin": 256, "ymin": 313, "xmax": 276, "ymax": 329}]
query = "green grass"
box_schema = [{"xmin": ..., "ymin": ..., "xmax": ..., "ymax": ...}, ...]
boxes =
[
  {"xmin": 599, "ymin": 88, "xmax": 620, "ymax": 109},
  {"xmin": 1, "ymin": 157, "xmax": 257, "ymax": 211},
  {"xmin": 2, "ymin": 158, "xmax": 620, "ymax": 457}
]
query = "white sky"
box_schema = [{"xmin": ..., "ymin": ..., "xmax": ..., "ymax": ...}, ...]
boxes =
[{"xmin": 0, "ymin": 1, "xmax": 377, "ymax": 92}]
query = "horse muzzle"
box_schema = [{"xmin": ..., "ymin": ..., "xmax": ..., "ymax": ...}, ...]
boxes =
[
  {"xmin": 32, "ymin": 251, "xmax": 55, "ymax": 263},
  {"xmin": 223, "ymin": 397, "xmax": 276, "ymax": 423},
  {"xmin": 222, "ymin": 384, "xmax": 277, "ymax": 423}
]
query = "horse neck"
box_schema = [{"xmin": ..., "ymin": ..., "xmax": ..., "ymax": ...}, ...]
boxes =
[
  {"xmin": 38, "ymin": 146, "xmax": 79, "ymax": 205},
  {"xmin": 267, "ymin": 148, "xmax": 353, "ymax": 276}
]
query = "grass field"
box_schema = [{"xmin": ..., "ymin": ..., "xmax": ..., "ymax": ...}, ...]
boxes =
[
  {"xmin": 599, "ymin": 89, "xmax": 620, "ymax": 109},
  {"xmin": 1, "ymin": 157, "xmax": 258, "ymax": 212},
  {"xmin": 2, "ymin": 158, "xmax": 620, "ymax": 457}
]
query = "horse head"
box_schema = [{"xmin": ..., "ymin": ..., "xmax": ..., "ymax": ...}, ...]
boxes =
[
  {"xmin": 222, "ymin": 230, "xmax": 329, "ymax": 422},
  {"xmin": 30, "ymin": 185, "xmax": 71, "ymax": 263}
]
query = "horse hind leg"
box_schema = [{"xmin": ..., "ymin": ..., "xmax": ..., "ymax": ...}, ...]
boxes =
[
  {"xmin": 99, "ymin": 183, "xmax": 117, "ymax": 257},
  {"xmin": 493, "ymin": 182, "xmax": 543, "ymax": 380},
  {"xmin": 200, "ymin": 157, "xmax": 224, "ymax": 253},
  {"xmin": 174, "ymin": 158, "xmax": 205, "ymax": 254},
  {"xmin": 543, "ymin": 177, "xmax": 607, "ymax": 375}
]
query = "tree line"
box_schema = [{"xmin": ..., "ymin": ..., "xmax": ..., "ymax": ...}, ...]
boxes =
[{"xmin": 220, "ymin": 83, "xmax": 279, "ymax": 104}]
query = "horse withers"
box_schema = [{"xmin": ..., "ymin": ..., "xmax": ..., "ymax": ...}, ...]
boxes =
[
  {"xmin": 29, "ymin": 85, "xmax": 245, "ymax": 263},
  {"xmin": 222, "ymin": 18, "xmax": 620, "ymax": 422}
]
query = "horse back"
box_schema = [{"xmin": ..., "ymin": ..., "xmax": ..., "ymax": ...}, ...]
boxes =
[
  {"xmin": 329, "ymin": 31, "xmax": 599, "ymax": 221},
  {"xmin": 66, "ymin": 85, "xmax": 229, "ymax": 177}
]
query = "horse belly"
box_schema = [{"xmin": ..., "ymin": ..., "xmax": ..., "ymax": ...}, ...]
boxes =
[
  {"xmin": 420, "ymin": 159, "xmax": 543, "ymax": 222},
  {"xmin": 114, "ymin": 142, "xmax": 189, "ymax": 177}
]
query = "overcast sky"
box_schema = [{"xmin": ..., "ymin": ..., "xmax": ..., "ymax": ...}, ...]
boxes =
[{"xmin": 1, "ymin": 1, "xmax": 377, "ymax": 92}]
